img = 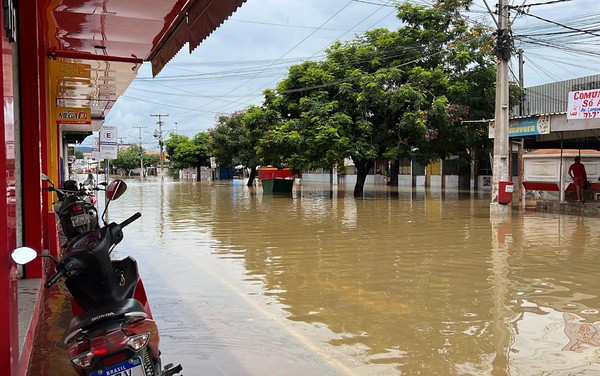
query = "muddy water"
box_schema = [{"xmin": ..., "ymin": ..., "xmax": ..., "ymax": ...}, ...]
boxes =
[{"xmin": 79, "ymin": 178, "xmax": 600, "ymax": 375}]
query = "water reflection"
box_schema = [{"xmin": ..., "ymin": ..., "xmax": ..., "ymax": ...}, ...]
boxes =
[{"xmin": 108, "ymin": 178, "xmax": 600, "ymax": 375}]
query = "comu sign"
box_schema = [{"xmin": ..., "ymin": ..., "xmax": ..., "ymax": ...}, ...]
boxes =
[{"xmin": 568, "ymin": 89, "xmax": 600, "ymax": 119}]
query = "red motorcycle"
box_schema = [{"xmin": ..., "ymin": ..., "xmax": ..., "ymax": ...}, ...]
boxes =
[{"xmin": 12, "ymin": 179, "xmax": 182, "ymax": 376}]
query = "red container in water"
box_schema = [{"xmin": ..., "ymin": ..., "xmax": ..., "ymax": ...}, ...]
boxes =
[
  {"xmin": 498, "ymin": 181, "xmax": 514, "ymax": 204},
  {"xmin": 258, "ymin": 167, "xmax": 293, "ymax": 180}
]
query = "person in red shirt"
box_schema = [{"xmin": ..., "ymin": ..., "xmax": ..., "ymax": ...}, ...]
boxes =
[{"xmin": 568, "ymin": 156, "xmax": 587, "ymax": 204}]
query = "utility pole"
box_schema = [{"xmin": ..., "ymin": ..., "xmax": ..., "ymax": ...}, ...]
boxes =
[
  {"xmin": 134, "ymin": 125, "xmax": 145, "ymax": 178},
  {"xmin": 151, "ymin": 114, "xmax": 168, "ymax": 179},
  {"xmin": 490, "ymin": 0, "xmax": 511, "ymax": 215},
  {"xmin": 518, "ymin": 49, "xmax": 525, "ymax": 116}
]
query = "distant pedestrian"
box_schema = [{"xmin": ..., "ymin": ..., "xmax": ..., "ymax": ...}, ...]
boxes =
[
  {"xmin": 82, "ymin": 173, "xmax": 95, "ymax": 188},
  {"xmin": 568, "ymin": 156, "xmax": 587, "ymax": 204}
]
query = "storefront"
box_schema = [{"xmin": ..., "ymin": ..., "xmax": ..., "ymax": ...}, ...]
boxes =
[{"xmin": 0, "ymin": 1, "xmax": 248, "ymax": 375}]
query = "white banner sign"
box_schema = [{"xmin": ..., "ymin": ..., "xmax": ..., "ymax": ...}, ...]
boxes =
[
  {"xmin": 568, "ymin": 89, "xmax": 600, "ymax": 119},
  {"xmin": 99, "ymin": 126, "xmax": 118, "ymax": 159}
]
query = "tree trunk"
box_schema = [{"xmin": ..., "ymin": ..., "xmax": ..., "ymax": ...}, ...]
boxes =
[
  {"xmin": 389, "ymin": 159, "xmax": 399, "ymax": 186},
  {"xmin": 353, "ymin": 160, "xmax": 371, "ymax": 197},
  {"xmin": 247, "ymin": 166, "xmax": 257, "ymax": 187}
]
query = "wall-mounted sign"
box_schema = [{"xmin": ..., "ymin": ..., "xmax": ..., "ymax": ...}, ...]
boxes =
[
  {"xmin": 55, "ymin": 107, "xmax": 91, "ymax": 125},
  {"xmin": 568, "ymin": 89, "xmax": 600, "ymax": 119},
  {"xmin": 489, "ymin": 115, "xmax": 551, "ymax": 138},
  {"xmin": 56, "ymin": 61, "xmax": 91, "ymax": 79}
]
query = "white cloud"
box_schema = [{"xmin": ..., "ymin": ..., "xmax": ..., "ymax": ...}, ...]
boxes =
[{"xmin": 100, "ymin": 0, "xmax": 600, "ymax": 149}]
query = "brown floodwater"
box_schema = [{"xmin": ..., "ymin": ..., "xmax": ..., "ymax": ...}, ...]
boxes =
[{"xmin": 33, "ymin": 177, "xmax": 600, "ymax": 375}]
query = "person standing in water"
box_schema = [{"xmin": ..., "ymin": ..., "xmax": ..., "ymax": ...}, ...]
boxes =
[{"xmin": 568, "ymin": 156, "xmax": 587, "ymax": 204}]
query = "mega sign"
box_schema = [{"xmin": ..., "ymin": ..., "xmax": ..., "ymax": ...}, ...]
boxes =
[
  {"xmin": 568, "ymin": 89, "xmax": 600, "ymax": 119},
  {"xmin": 56, "ymin": 107, "xmax": 91, "ymax": 124}
]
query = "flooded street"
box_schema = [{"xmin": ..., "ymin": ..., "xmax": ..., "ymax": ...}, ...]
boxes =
[{"xmin": 101, "ymin": 177, "xmax": 600, "ymax": 375}]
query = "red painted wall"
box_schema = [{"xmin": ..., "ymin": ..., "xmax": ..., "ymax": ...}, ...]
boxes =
[{"xmin": 0, "ymin": 2, "xmax": 18, "ymax": 374}]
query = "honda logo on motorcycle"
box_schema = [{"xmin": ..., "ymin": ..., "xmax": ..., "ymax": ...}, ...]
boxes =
[{"xmin": 91, "ymin": 311, "xmax": 115, "ymax": 322}]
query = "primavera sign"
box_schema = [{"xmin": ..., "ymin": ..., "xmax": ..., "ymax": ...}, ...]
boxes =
[{"xmin": 568, "ymin": 89, "xmax": 600, "ymax": 119}]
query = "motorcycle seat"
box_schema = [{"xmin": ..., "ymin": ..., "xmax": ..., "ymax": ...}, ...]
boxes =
[{"xmin": 67, "ymin": 298, "xmax": 147, "ymax": 334}]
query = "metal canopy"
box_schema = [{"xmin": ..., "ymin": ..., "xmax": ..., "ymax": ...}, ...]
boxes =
[{"xmin": 41, "ymin": 0, "xmax": 247, "ymax": 123}]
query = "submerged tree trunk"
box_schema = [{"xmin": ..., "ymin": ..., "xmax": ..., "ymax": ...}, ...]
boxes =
[
  {"xmin": 247, "ymin": 165, "xmax": 257, "ymax": 187},
  {"xmin": 353, "ymin": 159, "xmax": 371, "ymax": 197},
  {"xmin": 389, "ymin": 159, "xmax": 399, "ymax": 186}
]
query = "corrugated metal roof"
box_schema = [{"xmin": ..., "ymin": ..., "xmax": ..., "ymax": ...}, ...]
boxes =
[
  {"xmin": 514, "ymin": 74, "xmax": 600, "ymax": 116},
  {"xmin": 509, "ymin": 112, "xmax": 566, "ymax": 120}
]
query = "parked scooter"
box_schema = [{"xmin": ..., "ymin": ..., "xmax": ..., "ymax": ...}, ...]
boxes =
[
  {"xmin": 12, "ymin": 179, "xmax": 182, "ymax": 376},
  {"xmin": 42, "ymin": 173, "xmax": 102, "ymax": 246}
]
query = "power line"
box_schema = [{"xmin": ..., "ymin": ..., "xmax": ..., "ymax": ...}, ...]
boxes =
[
  {"xmin": 511, "ymin": 0, "xmax": 572, "ymax": 8},
  {"xmin": 514, "ymin": 9, "xmax": 600, "ymax": 38},
  {"xmin": 210, "ymin": 0, "xmax": 401, "ymax": 114},
  {"xmin": 200, "ymin": 0, "xmax": 356, "ymax": 113},
  {"xmin": 516, "ymin": 28, "xmax": 600, "ymax": 37}
]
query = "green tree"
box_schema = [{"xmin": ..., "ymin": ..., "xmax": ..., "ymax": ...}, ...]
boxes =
[
  {"xmin": 262, "ymin": 0, "xmax": 497, "ymax": 196},
  {"xmin": 113, "ymin": 145, "xmax": 144, "ymax": 175},
  {"xmin": 210, "ymin": 106, "xmax": 279, "ymax": 186},
  {"xmin": 165, "ymin": 132, "xmax": 212, "ymax": 177},
  {"xmin": 210, "ymin": 112, "xmax": 244, "ymax": 172},
  {"xmin": 142, "ymin": 152, "xmax": 160, "ymax": 171}
]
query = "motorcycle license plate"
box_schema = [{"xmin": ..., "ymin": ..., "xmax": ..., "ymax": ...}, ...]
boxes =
[
  {"xmin": 91, "ymin": 356, "xmax": 144, "ymax": 376},
  {"xmin": 71, "ymin": 213, "xmax": 90, "ymax": 227}
]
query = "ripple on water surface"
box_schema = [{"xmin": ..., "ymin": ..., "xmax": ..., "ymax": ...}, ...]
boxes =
[{"xmin": 94, "ymin": 179, "xmax": 600, "ymax": 375}]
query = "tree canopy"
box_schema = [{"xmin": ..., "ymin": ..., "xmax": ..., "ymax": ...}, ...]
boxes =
[
  {"xmin": 209, "ymin": 106, "xmax": 276, "ymax": 186},
  {"xmin": 165, "ymin": 132, "xmax": 212, "ymax": 171},
  {"xmin": 260, "ymin": 0, "xmax": 497, "ymax": 196},
  {"xmin": 112, "ymin": 145, "xmax": 160, "ymax": 175}
]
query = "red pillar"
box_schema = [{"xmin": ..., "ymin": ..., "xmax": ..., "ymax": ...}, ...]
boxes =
[{"xmin": 18, "ymin": 0, "xmax": 44, "ymax": 277}]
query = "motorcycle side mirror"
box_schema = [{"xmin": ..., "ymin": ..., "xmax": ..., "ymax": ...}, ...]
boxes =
[
  {"xmin": 106, "ymin": 180, "xmax": 127, "ymax": 201},
  {"xmin": 41, "ymin": 173, "xmax": 54, "ymax": 186},
  {"xmin": 11, "ymin": 247, "xmax": 38, "ymax": 265}
]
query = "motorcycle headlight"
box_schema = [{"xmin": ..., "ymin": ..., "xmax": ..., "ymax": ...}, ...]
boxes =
[{"xmin": 127, "ymin": 332, "xmax": 150, "ymax": 351}]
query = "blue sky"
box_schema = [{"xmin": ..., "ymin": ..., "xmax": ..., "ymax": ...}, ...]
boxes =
[{"xmin": 99, "ymin": 0, "xmax": 600, "ymax": 150}]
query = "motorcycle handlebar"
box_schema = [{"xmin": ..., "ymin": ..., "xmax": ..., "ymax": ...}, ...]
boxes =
[
  {"xmin": 43, "ymin": 186, "xmax": 86, "ymax": 196},
  {"xmin": 45, "ymin": 267, "xmax": 66, "ymax": 288},
  {"xmin": 119, "ymin": 212, "xmax": 141, "ymax": 228}
]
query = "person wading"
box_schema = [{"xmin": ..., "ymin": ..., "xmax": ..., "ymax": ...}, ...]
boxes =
[{"xmin": 568, "ymin": 156, "xmax": 587, "ymax": 204}]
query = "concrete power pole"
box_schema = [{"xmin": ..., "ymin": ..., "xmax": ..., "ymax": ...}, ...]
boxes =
[
  {"xmin": 490, "ymin": 0, "xmax": 512, "ymax": 215},
  {"xmin": 133, "ymin": 125, "xmax": 145, "ymax": 178},
  {"xmin": 151, "ymin": 114, "xmax": 168, "ymax": 179}
]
